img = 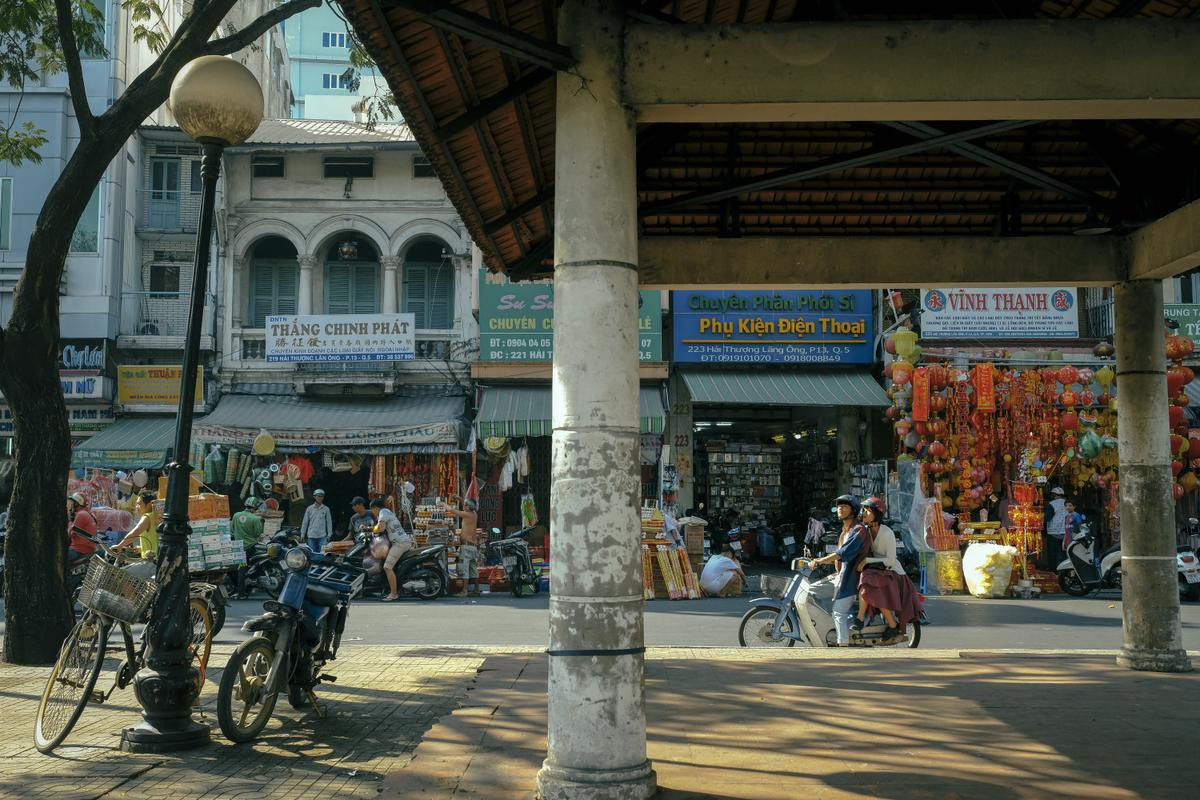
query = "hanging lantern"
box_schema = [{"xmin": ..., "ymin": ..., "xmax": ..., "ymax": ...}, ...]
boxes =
[
  {"xmin": 928, "ymin": 440, "xmax": 947, "ymax": 458},
  {"xmin": 892, "ymin": 359, "xmax": 914, "ymax": 386},
  {"xmin": 1174, "ymin": 482, "xmax": 1186, "ymax": 502},
  {"xmin": 1094, "ymin": 342, "xmax": 1115, "ymax": 358},
  {"xmin": 931, "ymin": 394, "xmax": 947, "ymax": 413},
  {"xmin": 914, "ymin": 421, "xmax": 930, "ymax": 436},
  {"xmin": 1188, "ymin": 430, "xmax": 1200, "ymax": 461},
  {"xmin": 1183, "ymin": 471, "xmax": 1199, "ymax": 494},
  {"xmin": 1170, "ymin": 405, "xmax": 1187, "ymax": 428},
  {"xmin": 892, "ymin": 329, "xmax": 918, "ymax": 359},
  {"xmin": 1061, "ymin": 411, "xmax": 1079, "ymax": 431},
  {"xmin": 1166, "ymin": 334, "xmax": 1195, "ymax": 362},
  {"xmin": 1167, "ymin": 364, "xmax": 1192, "ymax": 395},
  {"xmin": 885, "ymin": 405, "xmax": 900, "ymax": 420},
  {"xmin": 1060, "ymin": 390, "xmax": 1078, "ymax": 408},
  {"xmin": 884, "ymin": 336, "xmax": 898, "ymax": 356},
  {"xmin": 1077, "ymin": 368, "xmax": 1094, "ymax": 384},
  {"xmin": 930, "ymin": 418, "xmax": 948, "ymax": 437},
  {"xmin": 1063, "ymin": 434, "xmax": 1077, "ymax": 450},
  {"xmin": 1057, "ymin": 365, "xmax": 1079, "ymax": 387},
  {"xmin": 883, "ymin": 362, "xmax": 895, "ymax": 380},
  {"xmin": 1173, "ymin": 459, "xmax": 1184, "ymax": 476},
  {"xmin": 337, "ymin": 239, "xmax": 360, "ymax": 260},
  {"xmin": 1175, "ymin": 393, "xmax": 1191, "ymax": 408},
  {"xmin": 895, "ymin": 420, "xmax": 912, "ymax": 438},
  {"xmin": 1098, "ymin": 392, "xmax": 1111, "ymax": 407},
  {"xmin": 1171, "ymin": 433, "xmax": 1187, "ymax": 456},
  {"xmin": 1080, "ymin": 390, "xmax": 1096, "ymax": 407},
  {"xmin": 1095, "ymin": 365, "xmax": 1115, "ymax": 389}
]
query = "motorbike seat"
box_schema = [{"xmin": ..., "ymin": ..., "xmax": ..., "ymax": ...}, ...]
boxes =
[{"xmin": 305, "ymin": 584, "xmax": 339, "ymax": 608}]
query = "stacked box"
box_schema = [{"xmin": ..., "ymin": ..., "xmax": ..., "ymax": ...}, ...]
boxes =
[{"xmin": 684, "ymin": 524, "xmax": 705, "ymax": 555}]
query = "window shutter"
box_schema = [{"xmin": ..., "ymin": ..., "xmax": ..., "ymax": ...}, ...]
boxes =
[
  {"xmin": 275, "ymin": 262, "xmax": 299, "ymax": 315},
  {"xmin": 428, "ymin": 261, "xmax": 454, "ymax": 329},
  {"xmin": 404, "ymin": 264, "xmax": 429, "ymax": 328},
  {"xmin": 251, "ymin": 263, "xmax": 276, "ymax": 327},
  {"xmin": 326, "ymin": 263, "xmax": 351, "ymax": 314},
  {"xmin": 352, "ymin": 264, "xmax": 378, "ymax": 313}
]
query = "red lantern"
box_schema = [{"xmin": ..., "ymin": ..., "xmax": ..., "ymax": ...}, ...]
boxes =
[
  {"xmin": 1167, "ymin": 365, "xmax": 1192, "ymax": 395},
  {"xmin": 1098, "ymin": 393, "xmax": 1111, "ymax": 406},
  {"xmin": 1059, "ymin": 390, "xmax": 1077, "ymax": 408},
  {"xmin": 1188, "ymin": 431, "xmax": 1200, "ymax": 461},
  {"xmin": 1166, "ymin": 335, "xmax": 1195, "ymax": 362},
  {"xmin": 1060, "ymin": 411, "xmax": 1079, "ymax": 431},
  {"xmin": 884, "ymin": 336, "xmax": 898, "ymax": 355},
  {"xmin": 930, "ymin": 419, "xmax": 948, "ymax": 437},
  {"xmin": 1170, "ymin": 405, "xmax": 1187, "ymax": 428},
  {"xmin": 914, "ymin": 421, "xmax": 930, "ymax": 437},
  {"xmin": 1173, "ymin": 460, "xmax": 1184, "ymax": 476},
  {"xmin": 885, "ymin": 406, "xmax": 900, "ymax": 420},
  {"xmin": 1175, "ymin": 393, "xmax": 1191, "ymax": 408},
  {"xmin": 928, "ymin": 441, "xmax": 947, "ymax": 459},
  {"xmin": 1171, "ymin": 434, "xmax": 1186, "ymax": 455},
  {"xmin": 931, "ymin": 394, "xmax": 947, "ymax": 413},
  {"xmin": 1063, "ymin": 434, "xmax": 1077, "ymax": 449},
  {"xmin": 1080, "ymin": 390, "xmax": 1095, "ymax": 407},
  {"xmin": 1057, "ymin": 365, "xmax": 1079, "ymax": 387},
  {"xmin": 1175, "ymin": 482, "xmax": 1186, "ymax": 502},
  {"xmin": 892, "ymin": 361, "xmax": 914, "ymax": 386}
]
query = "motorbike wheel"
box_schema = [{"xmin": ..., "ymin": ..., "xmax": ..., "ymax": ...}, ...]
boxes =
[
  {"xmin": 217, "ymin": 636, "xmax": 279, "ymax": 744},
  {"xmin": 1058, "ymin": 570, "xmax": 1090, "ymax": 597},
  {"xmin": 258, "ymin": 563, "xmax": 284, "ymax": 598},
  {"xmin": 209, "ymin": 599, "xmax": 227, "ymax": 638},
  {"xmin": 1180, "ymin": 576, "xmax": 1196, "ymax": 603},
  {"xmin": 906, "ymin": 620, "xmax": 922, "ymax": 649},
  {"xmin": 412, "ymin": 569, "xmax": 444, "ymax": 601},
  {"xmin": 737, "ymin": 607, "xmax": 797, "ymax": 648},
  {"xmin": 288, "ymin": 684, "xmax": 310, "ymax": 709}
]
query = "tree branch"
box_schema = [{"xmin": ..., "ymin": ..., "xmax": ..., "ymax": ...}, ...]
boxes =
[
  {"xmin": 53, "ymin": 0, "xmax": 94, "ymax": 136},
  {"xmin": 204, "ymin": 0, "xmax": 322, "ymax": 56}
]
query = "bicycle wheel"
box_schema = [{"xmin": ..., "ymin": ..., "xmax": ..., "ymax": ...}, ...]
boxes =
[
  {"xmin": 34, "ymin": 613, "xmax": 110, "ymax": 753},
  {"xmin": 188, "ymin": 597, "xmax": 214, "ymax": 688},
  {"xmin": 217, "ymin": 636, "xmax": 279, "ymax": 744}
]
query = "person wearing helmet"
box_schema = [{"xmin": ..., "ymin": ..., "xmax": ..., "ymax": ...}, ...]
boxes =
[
  {"xmin": 807, "ymin": 494, "xmax": 871, "ymax": 645},
  {"xmin": 66, "ymin": 492, "xmax": 99, "ymax": 566},
  {"xmin": 113, "ymin": 491, "xmax": 160, "ymax": 560},
  {"xmin": 231, "ymin": 497, "xmax": 265, "ymax": 598},
  {"xmin": 856, "ymin": 496, "xmax": 923, "ymax": 644}
]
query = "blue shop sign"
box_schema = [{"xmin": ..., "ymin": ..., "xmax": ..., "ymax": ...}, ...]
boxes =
[{"xmin": 672, "ymin": 290, "xmax": 874, "ymax": 364}]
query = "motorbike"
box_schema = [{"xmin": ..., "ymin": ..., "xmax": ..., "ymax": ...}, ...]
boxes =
[
  {"xmin": 774, "ymin": 521, "xmax": 801, "ymax": 566},
  {"xmin": 232, "ymin": 528, "xmax": 299, "ymax": 599},
  {"xmin": 344, "ymin": 530, "xmax": 448, "ymax": 600},
  {"xmin": 0, "ymin": 526, "xmax": 5, "ymax": 594},
  {"xmin": 738, "ymin": 557, "xmax": 921, "ymax": 649},
  {"xmin": 1056, "ymin": 523, "xmax": 1124, "ymax": 596},
  {"xmin": 1177, "ymin": 546, "xmax": 1200, "ymax": 602},
  {"xmin": 217, "ymin": 543, "xmax": 364, "ymax": 743},
  {"xmin": 488, "ymin": 526, "xmax": 541, "ymax": 596}
]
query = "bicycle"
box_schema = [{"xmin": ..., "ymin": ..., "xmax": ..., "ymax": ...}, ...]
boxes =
[{"xmin": 34, "ymin": 542, "xmax": 214, "ymax": 754}]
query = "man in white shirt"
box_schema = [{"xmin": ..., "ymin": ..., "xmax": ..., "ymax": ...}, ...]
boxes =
[
  {"xmin": 300, "ymin": 489, "xmax": 333, "ymax": 552},
  {"xmin": 700, "ymin": 546, "xmax": 746, "ymax": 597},
  {"xmin": 1044, "ymin": 486, "xmax": 1068, "ymax": 568}
]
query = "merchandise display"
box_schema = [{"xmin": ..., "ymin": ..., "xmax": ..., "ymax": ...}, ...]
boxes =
[{"xmin": 640, "ymin": 507, "xmax": 700, "ymax": 600}]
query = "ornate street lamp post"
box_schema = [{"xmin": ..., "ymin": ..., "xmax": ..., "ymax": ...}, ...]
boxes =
[{"xmin": 122, "ymin": 56, "xmax": 263, "ymax": 752}]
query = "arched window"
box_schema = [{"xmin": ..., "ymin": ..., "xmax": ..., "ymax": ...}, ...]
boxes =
[
  {"xmin": 403, "ymin": 238, "xmax": 454, "ymax": 329},
  {"xmin": 248, "ymin": 236, "xmax": 299, "ymax": 327},
  {"xmin": 324, "ymin": 237, "xmax": 379, "ymax": 314}
]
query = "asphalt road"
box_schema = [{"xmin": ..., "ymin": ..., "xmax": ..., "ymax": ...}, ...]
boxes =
[{"xmin": 208, "ymin": 588, "xmax": 1200, "ymax": 650}]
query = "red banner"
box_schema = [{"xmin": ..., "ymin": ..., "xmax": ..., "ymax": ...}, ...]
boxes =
[
  {"xmin": 912, "ymin": 366, "xmax": 931, "ymax": 421},
  {"xmin": 974, "ymin": 363, "xmax": 997, "ymax": 412}
]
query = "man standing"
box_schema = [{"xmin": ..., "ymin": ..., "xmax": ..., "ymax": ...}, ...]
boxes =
[
  {"xmin": 441, "ymin": 499, "xmax": 480, "ymax": 596},
  {"xmin": 301, "ymin": 488, "xmax": 333, "ymax": 553},
  {"xmin": 1045, "ymin": 486, "xmax": 1068, "ymax": 568},
  {"xmin": 231, "ymin": 497, "xmax": 264, "ymax": 598},
  {"xmin": 371, "ymin": 498, "xmax": 412, "ymax": 601}
]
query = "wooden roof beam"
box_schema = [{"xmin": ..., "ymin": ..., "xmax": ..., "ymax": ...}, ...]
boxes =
[
  {"xmin": 381, "ymin": 0, "xmax": 574, "ymax": 72},
  {"xmin": 624, "ymin": 19, "xmax": 1200, "ymax": 123},
  {"xmin": 1129, "ymin": 197, "xmax": 1200, "ymax": 281},
  {"xmin": 637, "ymin": 235, "xmax": 1125, "ymax": 289},
  {"xmin": 434, "ymin": 68, "xmax": 553, "ymax": 140}
]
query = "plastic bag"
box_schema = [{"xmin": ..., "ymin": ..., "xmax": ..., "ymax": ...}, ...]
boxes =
[
  {"xmin": 521, "ymin": 492, "xmax": 538, "ymax": 528},
  {"xmin": 961, "ymin": 542, "xmax": 1018, "ymax": 598}
]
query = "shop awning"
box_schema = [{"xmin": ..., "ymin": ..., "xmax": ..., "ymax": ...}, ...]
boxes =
[
  {"xmin": 194, "ymin": 393, "xmax": 466, "ymax": 453},
  {"xmin": 475, "ymin": 386, "xmax": 666, "ymax": 437},
  {"xmin": 681, "ymin": 370, "xmax": 889, "ymax": 407},
  {"xmin": 72, "ymin": 416, "xmax": 177, "ymax": 469}
]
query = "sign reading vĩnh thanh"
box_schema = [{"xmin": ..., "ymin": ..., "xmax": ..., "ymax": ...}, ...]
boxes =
[
  {"xmin": 266, "ymin": 314, "xmax": 416, "ymax": 362},
  {"xmin": 920, "ymin": 288, "xmax": 1079, "ymax": 339}
]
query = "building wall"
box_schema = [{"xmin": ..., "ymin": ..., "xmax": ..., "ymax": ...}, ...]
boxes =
[{"xmin": 284, "ymin": 5, "xmax": 382, "ymax": 120}]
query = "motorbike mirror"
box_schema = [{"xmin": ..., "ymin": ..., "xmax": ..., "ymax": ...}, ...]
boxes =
[
  {"xmin": 266, "ymin": 542, "xmax": 282, "ymax": 559},
  {"xmin": 790, "ymin": 558, "xmax": 808, "ymax": 572},
  {"xmin": 491, "ymin": 528, "xmax": 501, "ymax": 535}
]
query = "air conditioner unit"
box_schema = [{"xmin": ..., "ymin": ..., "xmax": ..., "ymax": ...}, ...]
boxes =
[{"xmin": 138, "ymin": 322, "xmax": 161, "ymax": 336}]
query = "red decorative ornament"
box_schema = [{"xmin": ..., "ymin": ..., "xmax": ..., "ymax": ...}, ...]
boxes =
[
  {"xmin": 895, "ymin": 420, "xmax": 912, "ymax": 438},
  {"xmin": 928, "ymin": 441, "xmax": 947, "ymax": 458},
  {"xmin": 931, "ymin": 394, "xmax": 947, "ymax": 413},
  {"xmin": 1042, "ymin": 369, "xmax": 1058, "ymax": 387},
  {"xmin": 930, "ymin": 419, "xmax": 948, "ymax": 437},
  {"xmin": 1175, "ymin": 482, "xmax": 1187, "ymax": 502},
  {"xmin": 1188, "ymin": 431, "xmax": 1200, "ymax": 461},
  {"xmin": 1063, "ymin": 434, "xmax": 1077, "ymax": 449},
  {"xmin": 1166, "ymin": 335, "xmax": 1195, "ymax": 362},
  {"xmin": 1098, "ymin": 393, "xmax": 1111, "ymax": 406},
  {"xmin": 1057, "ymin": 365, "xmax": 1079, "ymax": 387},
  {"xmin": 1059, "ymin": 390, "xmax": 1077, "ymax": 408},
  {"xmin": 1173, "ymin": 460, "xmax": 1184, "ymax": 476},
  {"xmin": 885, "ymin": 405, "xmax": 900, "ymax": 420},
  {"xmin": 1170, "ymin": 405, "xmax": 1187, "ymax": 428},
  {"xmin": 914, "ymin": 421, "xmax": 930, "ymax": 436},
  {"xmin": 892, "ymin": 361, "xmax": 914, "ymax": 386},
  {"xmin": 884, "ymin": 337, "xmax": 898, "ymax": 355},
  {"xmin": 1167, "ymin": 364, "xmax": 1192, "ymax": 395},
  {"xmin": 1171, "ymin": 433, "xmax": 1187, "ymax": 455},
  {"xmin": 1175, "ymin": 393, "xmax": 1191, "ymax": 408},
  {"xmin": 1080, "ymin": 390, "xmax": 1096, "ymax": 407},
  {"xmin": 1060, "ymin": 411, "xmax": 1079, "ymax": 431}
]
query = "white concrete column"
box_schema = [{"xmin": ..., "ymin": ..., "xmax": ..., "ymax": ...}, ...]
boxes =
[
  {"xmin": 225, "ymin": 256, "xmax": 241, "ymax": 364},
  {"xmin": 539, "ymin": 3, "xmax": 657, "ymax": 799},
  {"xmin": 1114, "ymin": 280, "xmax": 1192, "ymax": 673},
  {"xmin": 297, "ymin": 254, "xmax": 315, "ymax": 316},
  {"xmin": 381, "ymin": 255, "xmax": 400, "ymax": 314},
  {"xmin": 837, "ymin": 410, "xmax": 862, "ymax": 495}
]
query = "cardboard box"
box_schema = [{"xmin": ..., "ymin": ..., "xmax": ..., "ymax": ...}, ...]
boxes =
[{"xmin": 684, "ymin": 524, "xmax": 705, "ymax": 555}]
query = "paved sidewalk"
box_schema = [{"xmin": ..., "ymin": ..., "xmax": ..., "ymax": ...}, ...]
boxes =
[{"xmin": 382, "ymin": 648, "xmax": 1200, "ymax": 800}]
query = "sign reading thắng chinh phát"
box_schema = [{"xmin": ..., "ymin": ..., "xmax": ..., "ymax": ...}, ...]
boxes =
[
  {"xmin": 919, "ymin": 288, "xmax": 1079, "ymax": 339},
  {"xmin": 478, "ymin": 274, "xmax": 663, "ymax": 361},
  {"xmin": 671, "ymin": 290, "xmax": 874, "ymax": 364},
  {"xmin": 265, "ymin": 314, "xmax": 416, "ymax": 362}
]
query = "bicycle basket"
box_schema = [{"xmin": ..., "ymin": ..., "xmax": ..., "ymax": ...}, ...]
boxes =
[{"xmin": 77, "ymin": 556, "xmax": 158, "ymax": 624}]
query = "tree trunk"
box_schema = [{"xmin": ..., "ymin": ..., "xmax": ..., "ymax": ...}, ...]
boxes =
[{"xmin": 1, "ymin": 141, "xmax": 108, "ymax": 664}]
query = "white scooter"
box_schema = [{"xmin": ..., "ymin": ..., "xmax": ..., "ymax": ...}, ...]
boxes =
[
  {"xmin": 737, "ymin": 558, "xmax": 921, "ymax": 648},
  {"xmin": 1056, "ymin": 523, "xmax": 1122, "ymax": 596}
]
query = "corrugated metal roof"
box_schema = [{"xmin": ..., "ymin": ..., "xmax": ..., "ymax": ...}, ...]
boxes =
[
  {"xmin": 72, "ymin": 416, "xmax": 177, "ymax": 469},
  {"xmin": 681, "ymin": 370, "xmax": 889, "ymax": 407},
  {"xmin": 475, "ymin": 386, "xmax": 665, "ymax": 437},
  {"xmin": 242, "ymin": 118, "xmax": 416, "ymax": 146},
  {"xmin": 195, "ymin": 394, "xmax": 465, "ymax": 452}
]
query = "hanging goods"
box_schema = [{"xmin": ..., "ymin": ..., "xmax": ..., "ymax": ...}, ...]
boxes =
[
  {"xmin": 253, "ymin": 429, "xmax": 276, "ymax": 456},
  {"xmin": 521, "ymin": 492, "xmax": 538, "ymax": 528}
]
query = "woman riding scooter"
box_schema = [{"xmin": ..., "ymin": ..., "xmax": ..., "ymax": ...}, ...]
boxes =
[
  {"xmin": 854, "ymin": 497, "xmax": 922, "ymax": 645},
  {"xmin": 806, "ymin": 495, "xmax": 871, "ymax": 646}
]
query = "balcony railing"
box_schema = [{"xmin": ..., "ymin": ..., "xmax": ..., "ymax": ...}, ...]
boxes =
[
  {"xmin": 125, "ymin": 291, "xmax": 193, "ymax": 337},
  {"xmin": 139, "ymin": 189, "xmax": 203, "ymax": 232},
  {"xmin": 1083, "ymin": 288, "xmax": 1115, "ymax": 339}
]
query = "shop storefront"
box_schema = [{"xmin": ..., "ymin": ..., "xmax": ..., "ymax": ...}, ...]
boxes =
[{"xmin": 668, "ymin": 290, "xmax": 888, "ymax": 531}]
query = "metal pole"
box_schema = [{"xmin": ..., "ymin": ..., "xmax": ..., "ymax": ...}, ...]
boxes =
[
  {"xmin": 122, "ymin": 141, "xmax": 223, "ymax": 751},
  {"xmin": 1114, "ymin": 280, "xmax": 1192, "ymax": 673}
]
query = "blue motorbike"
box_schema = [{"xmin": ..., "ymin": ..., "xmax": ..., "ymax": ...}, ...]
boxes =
[{"xmin": 217, "ymin": 542, "xmax": 363, "ymax": 743}]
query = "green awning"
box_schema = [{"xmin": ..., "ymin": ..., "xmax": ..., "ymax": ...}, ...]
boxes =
[
  {"xmin": 476, "ymin": 386, "xmax": 666, "ymax": 437},
  {"xmin": 681, "ymin": 370, "xmax": 889, "ymax": 407},
  {"xmin": 72, "ymin": 416, "xmax": 177, "ymax": 469}
]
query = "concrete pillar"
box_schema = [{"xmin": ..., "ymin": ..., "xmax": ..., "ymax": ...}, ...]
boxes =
[
  {"xmin": 381, "ymin": 255, "xmax": 400, "ymax": 314},
  {"xmin": 666, "ymin": 372, "xmax": 694, "ymax": 512},
  {"xmin": 1114, "ymin": 280, "xmax": 1193, "ymax": 673},
  {"xmin": 539, "ymin": 2, "xmax": 657, "ymax": 799},
  {"xmin": 297, "ymin": 254, "xmax": 315, "ymax": 315},
  {"xmin": 837, "ymin": 410, "xmax": 862, "ymax": 495}
]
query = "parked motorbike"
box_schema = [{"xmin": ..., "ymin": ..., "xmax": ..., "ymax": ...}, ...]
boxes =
[
  {"xmin": 344, "ymin": 530, "xmax": 448, "ymax": 600},
  {"xmin": 1177, "ymin": 546, "xmax": 1200, "ymax": 602},
  {"xmin": 774, "ymin": 522, "xmax": 801, "ymax": 566},
  {"xmin": 217, "ymin": 543, "xmax": 364, "ymax": 743},
  {"xmin": 0, "ymin": 526, "xmax": 6, "ymax": 595},
  {"xmin": 737, "ymin": 557, "xmax": 921, "ymax": 649},
  {"xmin": 488, "ymin": 527, "xmax": 541, "ymax": 596},
  {"xmin": 1056, "ymin": 523, "xmax": 1123, "ymax": 596},
  {"xmin": 233, "ymin": 528, "xmax": 299, "ymax": 599}
]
